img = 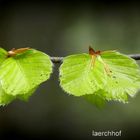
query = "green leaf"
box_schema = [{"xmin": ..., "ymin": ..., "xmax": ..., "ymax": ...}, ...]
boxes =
[
  {"xmin": 0, "ymin": 48, "xmax": 53, "ymax": 97},
  {"xmin": 84, "ymin": 91, "xmax": 106, "ymax": 108},
  {"xmin": 59, "ymin": 49, "xmax": 140, "ymax": 103},
  {"xmin": 0, "ymin": 83, "xmax": 15, "ymax": 106},
  {"xmin": 18, "ymin": 86, "xmax": 38, "ymax": 101},
  {"xmin": 59, "ymin": 54, "xmax": 107, "ymax": 96},
  {"xmin": 100, "ymin": 51, "xmax": 140, "ymax": 102},
  {"xmin": 0, "ymin": 48, "xmax": 14, "ymax": 106},
  {"xmin": 0, "ymin": 48, "xmax": 7, "ymax": 64}
]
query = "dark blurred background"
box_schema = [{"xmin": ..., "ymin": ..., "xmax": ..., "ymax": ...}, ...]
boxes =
[{"xmin": 0, "ymin": 0, "xmax": 140, "ymax": 140}]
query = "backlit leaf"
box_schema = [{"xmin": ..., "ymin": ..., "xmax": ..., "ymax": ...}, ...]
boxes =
[
  {"xmin": 0, "ymin": 83, "xmax": 15, "ymax": 106},
  {"xmin": 0, "ymin": 48, "xmax": 53, "ymax": 105},
  {"xmin": 84, "ymin": 92, "xmax": 106, "ymax": 108},
  {"xmin": 60, "ymin": 48, "xmax": 140, "ymax": 103}
]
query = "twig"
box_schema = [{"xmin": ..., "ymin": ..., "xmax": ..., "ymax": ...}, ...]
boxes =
[
  {"xmin": 51, "ymin": 57, "xmax": 64, "ymax": 63},
  {"xmin": 50, "ymin": 54, "xmax": 140, "ymax": 63},
  {"xmin": 128, "ymin": 54, "xmax": 140, "ymax": 60}
]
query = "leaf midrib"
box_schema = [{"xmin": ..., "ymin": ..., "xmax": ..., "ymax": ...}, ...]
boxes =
[{"xmin": 15, "ymin": 59, "xmax": 30, "ymax": 91}]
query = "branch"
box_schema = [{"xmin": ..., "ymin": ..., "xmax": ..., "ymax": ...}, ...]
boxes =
[
  {"xmin": 51, "ymin": 57, "xmax": 63, "ymax": 63},
  {"xmin": 128, "ymin": 54, "xmax": 140, "ymax": 60},
  {"xmin": 50, "ymin": 54, "xmax": 140, "ymax": 63}
]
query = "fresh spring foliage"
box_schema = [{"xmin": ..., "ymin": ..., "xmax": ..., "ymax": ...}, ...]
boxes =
[
  {"xmin": 0, "ymin": 47, "xmax": 140, "ymax": 106},
  {"xmin": 60, "ymin": 47, "xmax": 140, "ymax": 105},
  {"xmin": 0, "ymin": 48, "xmax": 53, "ymax": 106}
]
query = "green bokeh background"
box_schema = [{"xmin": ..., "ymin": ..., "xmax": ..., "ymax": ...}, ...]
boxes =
[{"xmin": 0, "ymin": 1, "xmax": 140, "ymax": 139}]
